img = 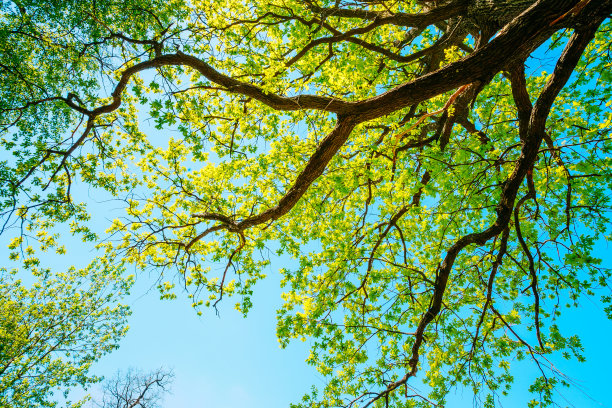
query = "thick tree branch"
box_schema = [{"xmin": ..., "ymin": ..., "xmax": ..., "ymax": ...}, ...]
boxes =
[
  {"xmin": 364, "ymin": 13, "xmax": 605, "ymax": 405},
  {"xmin": 308, "ymin": 0, "xmax": 470, "ymax": 28}
]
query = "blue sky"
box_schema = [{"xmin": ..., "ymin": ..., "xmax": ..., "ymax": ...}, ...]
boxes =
[
  {"xmin": 3, "ymin": 147, "xmax": 612, "ymax": 408},
  {"xmin": 29, "ymin": 198, "xmax": 605, "ymax": 408},
  {"xmin": 73, "ymin": 242, "xmax": 612, "ymax": 408},
  {"xmin": 4, "ymin": 100, "xmax": 612, "ymax": 408},
  {"xmin": 5, "ymin": 205, "xmax": 609, "ymax": 407}
]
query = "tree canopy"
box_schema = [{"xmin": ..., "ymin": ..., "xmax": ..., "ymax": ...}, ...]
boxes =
[
  {"xmin": 92, "ymin": 368, "xmax": 173, "ymax": 408},
  {"xmin": 1, "ymin": 0, "xmax": 612, "ymax": 406},
  {"xmin": 0, "ymin": 261, "xmax": 131, "ymax": 408}
]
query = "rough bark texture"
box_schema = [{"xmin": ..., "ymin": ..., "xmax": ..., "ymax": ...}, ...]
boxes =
[{"xmin": 468, "ymin": 0, "xmax": 536, "ymax": 30}]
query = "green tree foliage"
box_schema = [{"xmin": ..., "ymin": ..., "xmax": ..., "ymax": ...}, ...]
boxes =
[
  {"xmin": 1, "ymin": 0, "xmax": 612, "ymax": 406},
  {"xmin": 0, "ymin": 261, "xmax": 131, "ymax": 408}
]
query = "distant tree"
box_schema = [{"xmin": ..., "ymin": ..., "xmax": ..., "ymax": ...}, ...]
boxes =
[
  {"xmin": 1, "ymin": 0, "xmax": 612, "ymax": 407},
  {"xmin": 0, "ymin": 261, "xmax": 131, "ymax": 408},
  {"xmin": 92, "ymin": 369, "xmax": 173, "ymax": 408}
]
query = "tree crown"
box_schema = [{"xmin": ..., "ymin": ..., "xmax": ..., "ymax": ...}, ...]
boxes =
[{"xmin": 1, "ymin": 0, "xmax": 612, "ymax": 406}]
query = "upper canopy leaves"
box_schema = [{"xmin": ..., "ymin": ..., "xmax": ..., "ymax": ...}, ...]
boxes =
[{"xmin": 1, "ymin": 0, "xmax": 612, "ymax": 406}]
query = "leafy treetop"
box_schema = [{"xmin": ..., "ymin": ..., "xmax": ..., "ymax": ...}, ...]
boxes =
[{"xmin": 1, "ymin": 0, "xmax": 612, "ymax": 407}]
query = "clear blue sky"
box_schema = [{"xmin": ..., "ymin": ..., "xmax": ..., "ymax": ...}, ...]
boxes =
[
  {"xmin": 78, "ymin": 241, "xmax": 612, "ymax": 408},
  {"xmin": 4, "ymin": 104, "xmax": 612, "ymax": 408},
  {"xmin": 4, "ymin": 202, "xmax": 610, "ymax": 407},
  {"xmin": 3, "ymin": 153, "xmax": 611, "ymax": 408},
  {"xmin": 25, "ymin": 212, "xmax": 607, "ymax": 408}
]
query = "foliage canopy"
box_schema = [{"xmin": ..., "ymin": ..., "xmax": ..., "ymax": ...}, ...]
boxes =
[
  {"xmin": 1, "ymin": 0, "xmax": 612, "ymax": 406},
  {"xmin": 0, "ymin": 261, "xmax": 131, "ymax": 408}
]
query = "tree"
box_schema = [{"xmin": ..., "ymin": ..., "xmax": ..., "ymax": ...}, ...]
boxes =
[
  {"xmin": 92, "ymin": 368, "xmax": 173, "ymax": 408},
  {"xmin": 1, "ymin": 0, "xmax": 611, "ymax": 406},
  {"xmin": 0, "ymin": 260, "xmax": 132, "ymax": 408}
]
